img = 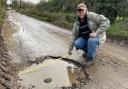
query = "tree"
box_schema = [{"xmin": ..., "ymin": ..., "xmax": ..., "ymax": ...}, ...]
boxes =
[
  {"xmin": 37, "ymin": 0, "xmax": 127, "ymax": 23},
  {"xmin": 0, "ymin": 0, "xmax": 4, "ymax": 6},
  {"xmin": 83, "ymin": 0, "xmax": 127, "ymax": 23}
]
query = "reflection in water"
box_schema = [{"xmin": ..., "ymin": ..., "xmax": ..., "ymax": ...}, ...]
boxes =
[{"xmin": 67, "ymin": 66, "xmax": 77, "ymax": 84}]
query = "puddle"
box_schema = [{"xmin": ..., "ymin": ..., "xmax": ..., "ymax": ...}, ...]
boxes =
[{"xmin": 18, "ymin": 59, "xmax": 80, "ymax": 89}]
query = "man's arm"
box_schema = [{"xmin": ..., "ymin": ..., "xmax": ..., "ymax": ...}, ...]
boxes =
[
  {"xmin": 68, "ymin": 22, "xmax": 77, "ymax": 54},
  {"xmin": 88, "ymin": 12, "xmax": 110, "ymax": 35}
]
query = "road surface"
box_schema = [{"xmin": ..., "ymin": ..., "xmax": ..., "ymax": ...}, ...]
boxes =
[{"xmin": 3, "ymin": 10, "xmax": 128, "ymax": 89}]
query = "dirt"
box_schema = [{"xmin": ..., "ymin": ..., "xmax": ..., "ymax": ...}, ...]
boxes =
[
  {"xmin": 0, "ymin": 25, "xmax": 26, "ymax": 88},
  {"xmin": 0, "ymin": 10, "xmax": 128, "ymax": 89}
]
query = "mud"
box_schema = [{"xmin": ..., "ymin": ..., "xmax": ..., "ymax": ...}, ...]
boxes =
[{"xmin": 0, "ymin": 25, "xmax": 26, "ymax": 88}]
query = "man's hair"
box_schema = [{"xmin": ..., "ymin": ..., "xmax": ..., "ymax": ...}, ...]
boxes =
[{"xmin": 77, "ymin": 3, "xmax": 86, "ymax": 9}]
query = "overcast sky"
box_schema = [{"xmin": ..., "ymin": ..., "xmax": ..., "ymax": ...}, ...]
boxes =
[
  {"xmin": 23, "ymin": 0, "xmax": 41, "ymax": 4},
  {"xmin": 6, "ymin": 0, "xmax": 12, "ymax": 5},
  {"xmin": 6, "ymin": 0, "xmax": 42, "ymax": 5}
]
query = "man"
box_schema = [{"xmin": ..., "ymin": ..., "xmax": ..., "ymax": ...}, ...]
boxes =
[{"xmin": 68, "ymin": 3, "xmax": 110, "ymax": 66}]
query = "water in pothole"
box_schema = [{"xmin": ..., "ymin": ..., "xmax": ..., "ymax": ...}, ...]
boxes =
[{"xmin": 18, "ymin": 59, "xmax": 83, "ymax": 89}]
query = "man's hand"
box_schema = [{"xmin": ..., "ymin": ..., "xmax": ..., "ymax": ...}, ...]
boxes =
[
  {"xmin": 68, "ymin": 49, "xmax": 72, "ymax": 55},
  {"xmin": 89, "ymin": 32, "xmax": 97, "ymax": 38}
]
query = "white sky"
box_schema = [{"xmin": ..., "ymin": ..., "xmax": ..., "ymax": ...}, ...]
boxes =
[
  {"xmin": 6, "ymin": 0, "xmax": 42, "ymax": 5},
  {"xmin": 23, "ymin": 0, "xmax": 41, "ymax": 4},
  {"xmin": 6, "ymin": 0, "xmax": 12, "ymax": 5}
]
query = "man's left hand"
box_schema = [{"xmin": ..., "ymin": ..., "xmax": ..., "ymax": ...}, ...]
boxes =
[{"xmin": 89, "ymin": 32, "xmax": 97, "ymax": 37}]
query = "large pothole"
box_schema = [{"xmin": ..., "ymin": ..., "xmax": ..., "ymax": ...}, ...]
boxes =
[{"xmin": 18, "ymin": 56, "xmax": 91, "ymax": 89}]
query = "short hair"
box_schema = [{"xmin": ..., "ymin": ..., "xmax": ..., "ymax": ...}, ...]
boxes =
[{"xmin": 77, "ymin": 3, "xmax": 86, "ymax": 9}]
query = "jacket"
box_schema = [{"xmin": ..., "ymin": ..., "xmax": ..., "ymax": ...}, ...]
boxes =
[{"xmin": 69, "ymin": 12, "xmax": 110, "ymax": 51}]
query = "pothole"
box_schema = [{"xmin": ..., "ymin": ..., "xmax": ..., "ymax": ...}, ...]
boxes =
[{"xmin": 18, "ymin": 55, "xmax": 91, "ymax": 89}]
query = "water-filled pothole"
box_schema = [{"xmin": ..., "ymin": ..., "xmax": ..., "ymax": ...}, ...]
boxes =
[{"xmin": 18, "ymin": 56, "xmax": 90, "ymax": 89}]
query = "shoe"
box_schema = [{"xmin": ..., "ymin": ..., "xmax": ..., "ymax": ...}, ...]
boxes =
[
  {"xmin": 81, "ymin": 60, "xmax": 94, "ymax": 67},
  {"xmin": 82, "ymin": 53, "xmax": 89, "ymax": 62},
  {"xmin": 85, "ymin": 60, "xmax": 94, "ymax": 67},
  {"xmin": 82, "ymin": 53, "xmax": 87, "ymax": 58}
]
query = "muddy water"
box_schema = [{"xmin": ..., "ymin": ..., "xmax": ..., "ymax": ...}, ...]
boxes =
[{"xmin": 19, "ymin": 59, "xmax": 78, "ymax": 89}]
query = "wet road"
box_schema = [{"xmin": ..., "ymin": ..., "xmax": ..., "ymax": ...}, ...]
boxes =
[
  {"xmin": 3, "ymin": 11, "xmax": 128, "ymax": 89},
  {"xmin": 5, "ymin": 11, "xmax": 75, "ymax": 63}
]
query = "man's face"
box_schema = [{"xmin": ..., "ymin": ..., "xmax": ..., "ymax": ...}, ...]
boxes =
[{"xmin": 77, "ymin": 7, "xmax": 87, "ymax": 19}]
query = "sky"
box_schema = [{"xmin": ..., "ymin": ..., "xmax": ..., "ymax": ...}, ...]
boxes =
[
  {"xmin": 6, "ymin": 0, "xmax": 12, "ymax": 5},
  {"xmin": 6, "ymin": 0, "xmax": 42, "ymax": 5},
  {"xmin": 23, "ymin": 0, "xmax": 41, "ymax": 4}
]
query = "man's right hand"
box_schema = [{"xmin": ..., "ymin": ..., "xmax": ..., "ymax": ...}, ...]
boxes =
[{"xmin": 68, "ymin": 49, "xmax": 72, "ymax": 55}]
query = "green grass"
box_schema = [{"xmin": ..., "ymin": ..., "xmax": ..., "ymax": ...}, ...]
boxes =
[
  {"xmin": 107, "ymin": 21, "xmax": 128, "ymax": 40},
  {"xmin": 0, "ymin": 3, "xmax": 5, "ymax": 26}
]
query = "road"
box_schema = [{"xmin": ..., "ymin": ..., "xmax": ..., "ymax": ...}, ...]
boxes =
[{"xmin": 3, "ymin": 10, "xmax": 128, "ymax": 89}]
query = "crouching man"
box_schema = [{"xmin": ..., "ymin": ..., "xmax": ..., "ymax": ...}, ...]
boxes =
[{"xmin": 68, "ymin": 3, "xmax": 110, "ymax": 66}]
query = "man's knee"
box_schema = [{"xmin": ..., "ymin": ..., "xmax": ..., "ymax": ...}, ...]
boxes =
[
  {"xmin": 88, "ymin": 37, "xmax": 98, "ymax": 44},
  {"xmin": 88, "ymin": 37, "xmax": 99, "ymax": 48},
  {"xmin": 74, "ymin": 40, "xmax": 83, "ymax": 49}
]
